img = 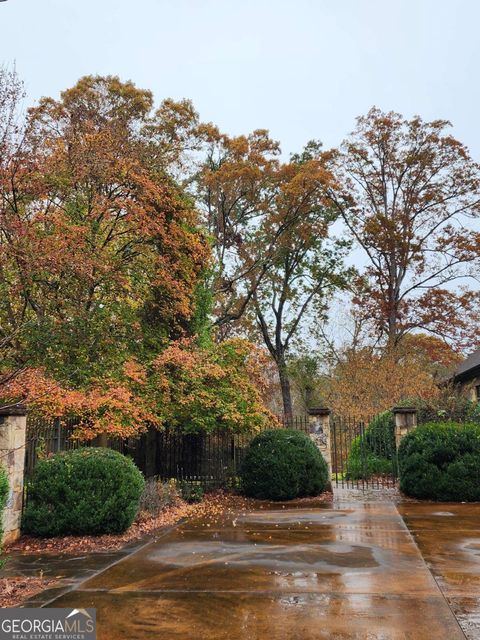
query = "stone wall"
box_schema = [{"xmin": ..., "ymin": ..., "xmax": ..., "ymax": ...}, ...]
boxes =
[
  {"xmin": 0, "ymin": 406, "xmax": 27, "ymax": 544},
  {"xmin": 393, "ymin": 407, "xmax": 417, "ymax": 449},
  {"xmin": 467, "ymin": 376, "xmax": 480, "ymax": 402},
  {"xmin": 308, "ymin": 408, "xmax": 331, "ymax": 476}
]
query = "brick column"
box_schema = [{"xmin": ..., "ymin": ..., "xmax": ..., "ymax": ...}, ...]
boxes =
[
  {"xmin": 0, "ymin": 405, "xmax": 27, "ymax": 544},
  {"xmin": 393, "ymin": 407, "xmax": 417, "ymax": 449},
  {"xmin": 308, "ymin": 407, "xmax": 331, "ymax": 475}
]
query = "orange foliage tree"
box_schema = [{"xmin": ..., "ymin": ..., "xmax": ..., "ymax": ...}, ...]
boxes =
[
  {"xmin": 0, "ymin": 73, "xmax": 275, "ymax": 438},
  {"xmin": 21, "ymin": 76, "xmax": 207, "ymax": 372},
  {"xmin": 0, "ymin": 74, "xmax": 212, "ymax": 433},
  {"xmin": 197, "ymin": 136, "xmax": 352, "ymax": 416},
  {"xmin": 195, "ymin": 129, "xmax": 283, "ymax": 330},
  {"xmin": 325, "ymin": 335, "xmax": 461, "ymax": 418},
  {"xmin": 0, "ymin": 363, "xmax": 158, "ymax": 439},
  {"xmin": 150, "ymin": 338, "xmax": 274, "ymax": 433}
]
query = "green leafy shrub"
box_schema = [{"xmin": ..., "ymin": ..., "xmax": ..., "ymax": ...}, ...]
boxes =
[
  {"xmin": 240, "ymin": 429, "xmax": 329, "ymax": 501},
  {"xmin": 398, "ymin": 421, "xmax": 480, "ymax": 501},
  {"xmin": 468, "ymin": 403, "xmax": 480, "ymax": 424},
  {"xmin": 345, "ymin": 412, "xmax": 397, "ymax": 480},
  {"xmin": 346, "ymin": 436, "xmax": 394, "ymax": 480},
  {"xmin": 364, "ymin": 411, "xmax": 395, "ymax": 458},
  {"xmin": 0, "ymin": 465, "xmax": 8, "ymax": 545},
  {"xmin": 179, "ymin": 481, "xmax": 204, "ymax": 503},
  {"xmin": 22, "ymin": 448, "xmax": 145, "ymax": 536}
]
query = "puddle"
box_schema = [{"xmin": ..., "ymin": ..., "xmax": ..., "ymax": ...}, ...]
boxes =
[{"xmin": 148, "ymin": 540, "xmax": 379, "ymax": 570}]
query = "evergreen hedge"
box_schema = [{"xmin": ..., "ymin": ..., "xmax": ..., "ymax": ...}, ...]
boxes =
[
  {"xmin": 346, "ymin": 411, "xmax": 396, "ymax": 480},
  {"xmin": 240, "ymin": 429, "xmax": 329, "ymax": 501},
  {"xmin": 398, "ymin": 421, "xmax": 480, "ymax": 501},
  {"xmin": 22, "ymin": 448, "xmax": 145, "ymax": 536}
]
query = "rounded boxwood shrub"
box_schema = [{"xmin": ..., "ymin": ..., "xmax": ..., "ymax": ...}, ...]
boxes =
[
  {"xmin": 22, "ymin": 448, "xmax": 145, "ymax": 537},
  {"xmin": 240, "ymin": 429, "xmax": 329, "ymax": 501},
  {"xmin": 398, "ymin": 421, "xmax": 480, "ymax": 501}
]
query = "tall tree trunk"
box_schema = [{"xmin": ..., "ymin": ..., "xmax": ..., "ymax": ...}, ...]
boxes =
[
  {"xmin": 387, "ymin": 316, "xmax": 397, "ymax": 347},
  {"xmin": 386, "ymin": 289, "xmax": 399, "ymax": 348},
  {"xmin": 96, "ymin": 432, "xmax": 108, "ymax": 447},
  {"xmin": 305, "ymin": 384, "xmax": 313, "ymax": 410},
  {"xmin": 278, "ymin": 358, "xmax": 293, "ymax": 420}
]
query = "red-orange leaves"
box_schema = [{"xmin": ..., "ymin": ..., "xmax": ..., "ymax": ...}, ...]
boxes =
[
  {"xmin": 0, "ymin": 75, "xmax": 210, "ymax": 395},
  {"xmin": 151, "ymin": 338, "xmax": 274, "ymax": 434}
]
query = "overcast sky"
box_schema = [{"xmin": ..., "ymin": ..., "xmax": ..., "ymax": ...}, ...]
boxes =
[{"xmin": 1, "ymin": 0, "xmax": 479, "ymax": 158}]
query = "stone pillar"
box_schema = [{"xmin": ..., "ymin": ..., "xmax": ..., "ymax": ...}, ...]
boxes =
[
  {"xmin": 0, "ymin": 405, "xmax": 27, "ymax": 544},
  {"xmin": 308, "ymin": 408, "xmax": 331, "ymax": 475},
  {"xmin": 393, "ymin": 407, "xmax": 417, "ymax": 449}
]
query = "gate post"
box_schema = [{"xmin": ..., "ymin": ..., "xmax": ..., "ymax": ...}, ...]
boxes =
[
  {"xmin": 308, "ymin": 407, "xmax": 332, "ymax": 476},
  {"xmin": 0, "ymin": 404, "xmax": 27, "ymax": 544},
  {"xmin": 393, "ymin": 407, "xmax": 417, "ymax": 449}
]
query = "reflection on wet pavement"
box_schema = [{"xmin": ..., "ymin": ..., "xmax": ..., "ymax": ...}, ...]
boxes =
[
  {"xmin": 44, "ymin": 496, "xmax": 468, "ymax": 639},
  {"xmin": 2, "ymin": 548, "xmax": 142, "ymax": 606},
  {"xmin": 399, "ymin": 502, "xmax": 480, "ymax": 639},
  {"xmin": 53, "ymin": 590, "xmax": 465, "ymax": 640}
]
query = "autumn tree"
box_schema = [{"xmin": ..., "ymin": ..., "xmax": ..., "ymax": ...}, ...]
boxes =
[
  {"xmin": 195, "ymin": 129, "xmax": 282, "ymax": 333},
  {"xmin": 246, "ymin": 149, "xmax": 351, "ymax": 417},
  {"xmin": 151, "ymin": 337, "xmax": 273, "ymax": 433},
  {"xmin": 0, "ymin": 74, "xmax": 277, "ymax": 439},
  {"xmin": 0, "ymin": 75, "xmax": 209, "ymax": 391},
  {"xmin": 330, "ymin": 108, "xmax": 480, "ymax": 349},
  {"xmin": 399, "ymin": 333, "xmax": 462, "ymax": 381},
  {"xmin": 327, "ymin": 345, "xmax": 436, "ymax": 418},
  {"xmin": 325, "ymin": 333, "xmax": 461, "ymax": 418},
  {"xmin": 0, "ymin": 66, "xmax": 30, "ymax": 405},
  {"xmin": 197, "ymin": 135, "xmax": 352, "ymax": 415}
]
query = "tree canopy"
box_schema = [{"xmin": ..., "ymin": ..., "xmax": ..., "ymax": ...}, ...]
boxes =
[
  {"xmin": 330, "ymin": 107, "xmax": 480, "ymax": 349},
  {"xmin": 0, "ymin": 73, "xmax": 271, "ymax": 435},
  {"xmin": 1, "ymin": 72, "xmax": 478, "ymax": 429}
]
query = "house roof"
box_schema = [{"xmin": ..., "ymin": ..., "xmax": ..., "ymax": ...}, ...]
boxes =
[{"xmin": 454, "ymin": 347, "xmax": 480, "ymax": 382}]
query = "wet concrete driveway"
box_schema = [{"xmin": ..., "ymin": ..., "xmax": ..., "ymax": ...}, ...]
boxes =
[
  {"xmin": 399, "ymin": 502, "xmax": 480, "ymax": 640},
  {"xmin": 46, "ymin": 496, "xmax": 467, "ymax": 639}
]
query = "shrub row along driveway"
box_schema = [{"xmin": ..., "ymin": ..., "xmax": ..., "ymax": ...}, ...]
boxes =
[{"xmin": 46, "ymin": 496, "xmax": 465, "ymax": 639}]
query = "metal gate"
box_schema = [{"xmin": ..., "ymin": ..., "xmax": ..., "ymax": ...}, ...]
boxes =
[{"xmin": 330, "ymin": 415, "xmax": 399, "ymax": 489}]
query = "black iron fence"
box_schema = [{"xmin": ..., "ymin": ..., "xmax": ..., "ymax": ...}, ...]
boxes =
[
  {"xmin": 25, "ymin": 411, "xmax": 402, "ymax": 494},
  {"xmin": 330, "ymin": 415, "xmax": 399, "ymax": 489},
  {"xmin": 275, "ymin": 414, "xmax": 309, "ymax": 432},
  {"xmin": 25, "ymin": 415, "xmax": 310, "ymax": 489},
  {"xmin": 24, "ymin": 417, "xmax": 127, "ymax": 508},
  {"xmin": 128, "ymin": 429, "xmax": 261, "ymax": 488},
  {"xmin": 130, "ymin": 415, "xmax": 310, "ymax": 485},
  {"xmin": 24, "ymin": 415, "xmax": 125, "ymax": 479}
]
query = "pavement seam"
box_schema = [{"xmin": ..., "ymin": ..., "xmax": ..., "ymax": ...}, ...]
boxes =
[
  {"xmin": 38, "ymin": 519, "xmax": 188, "ymax": 608},
  {"xmin": 69, "ymin": 588, "xmax": 453, "ymax": 597}
]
